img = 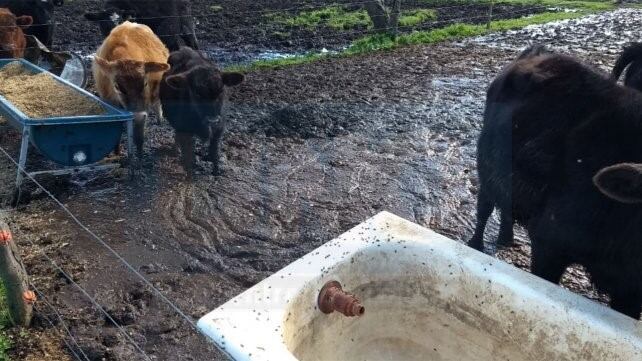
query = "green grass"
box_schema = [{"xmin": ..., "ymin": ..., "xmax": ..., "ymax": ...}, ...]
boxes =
[
  {"xmin": 226, "ymin": 53, "xmax": 327, "ymax": 72},
  {"xmin": 235, "ymin": 9, "xmax": 589, "ymax": 72},
  {"xmin": 0, "ymin": 284, "xmax": 11, "ymax": 361},
  {"xmin": 232, "ymin": 0, "xmax": 614, "ymax": 71},
  {"xmin": 418, "ymin": 0, "xmax": 614, "ymax": 8},
  {"xmin": 269, "ymin": 6, "xmax": 371, "ymax": 30},
  {"xmin": 348, "ymin": 10, "xmax": 588, "ymax": 53},
  {"xmin": 270, "ymin": 6, "xmax": 442, "ymax": 30},
  {"xmin": 497, "ymin": 0, "xmax": 615, "ymax": 10},
  {"xmin": 398, "ymin": 9, "xmax": 438, "ymax": 27}
]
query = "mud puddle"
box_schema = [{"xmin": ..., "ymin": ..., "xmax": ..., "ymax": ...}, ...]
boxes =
[{"xmin": 466, "ymin": 8, "xmax": 642, "ymax": 70}]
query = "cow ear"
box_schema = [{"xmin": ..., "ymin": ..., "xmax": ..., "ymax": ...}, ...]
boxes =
[
  {"xmin": 593, "ymin": 163, "xmax": 642, "ymax": 204},
  {"xmin": 93, "ymin": 56, "xmax": 114, "ymax": 72},
  {"xmin": 221, "ymin": 72, "xmax": 244, "ymax": 87},
  {"xmin": 144, "ymin": 62, "xmax": 170, "ymax": 74},
  {"xmin": 16, "ymin": 15, "xmax": 33, "ymax": 28},
  {"xmin": 164, "ymin": 74, "xmax": 188, "ymax": 89},
  {"xmin": 84, "ymin": 11, "xmax": 108, "ymax": 21}
]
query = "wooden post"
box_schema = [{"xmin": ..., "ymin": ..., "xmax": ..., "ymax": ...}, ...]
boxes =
[
  {"xmin": 0, "ymin": 211, "xmax": 34, "ymax": 327},
  {"xmin": 487, "ymin": 0, "xmax": 495, "ymax": 30},
  {"xmin": 365, "ymin": 0, "xmax": 402, "ymax": 34}
]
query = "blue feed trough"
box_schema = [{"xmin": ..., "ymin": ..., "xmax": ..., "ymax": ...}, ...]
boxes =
[{"xmin": 0, "ymin": 59, "xmax": 134, "ymax": 193}]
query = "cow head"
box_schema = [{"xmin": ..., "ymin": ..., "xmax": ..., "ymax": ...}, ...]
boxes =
[
  {"xmin": 85, "ymin": 8, "xmax": 137, "ymax": 38},
  {"xmin": 164, "ymin": 65, "xmax": 244, "ymax": 113},
  {"xmin": 593, "ymin": 163, "xmax": 642, "ymax": 204},
  {"xmin": 94, "ymin": 56, "xmax": 169, "ymax": 112},
  {"xmin": 0, "ymin": 8, "xmax": 33, "ymax": 58}
]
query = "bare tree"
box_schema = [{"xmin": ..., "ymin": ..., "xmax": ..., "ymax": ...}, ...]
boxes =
[{"xmin": 365, "ymin": 0, "xmax": 402, "ymax": 35}]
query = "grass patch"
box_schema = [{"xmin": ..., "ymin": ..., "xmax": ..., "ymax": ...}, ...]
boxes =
[
  {"xmin": 0, "ymin": 284, "xmax": 11, "ymax": 361},
  {"xmin": 269, "ymin": 6, "xmax": 371, "ymax": 30},
  {"xmin": 225, "ymin": 53, "xmax": 326, "ymax": 72},
  {"xmin": 399, "ymin": 9, "xmax": 437, "ymax": 27},
  {"xmin": 348, "ymin": 10, "xmax": 587, "ymax": 53},
  {"xmin": 416, "ymin": 0, "xmax": 614, "ymax": 10},
  {"xmin": 497, "ymin": 0, "xmax": 615, "ymax": 10},
  {"xmin": 237, "ymin": 0, "xmax": 614, "ymax": 71},
  {"xmin": 269, "ymin": 6, "xmax": 441, "ymax": 30}
]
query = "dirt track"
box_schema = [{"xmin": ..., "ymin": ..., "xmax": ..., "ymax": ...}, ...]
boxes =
[{"xmin": 1, "ymin": 4, "xmax": 640, "ymax": 361}]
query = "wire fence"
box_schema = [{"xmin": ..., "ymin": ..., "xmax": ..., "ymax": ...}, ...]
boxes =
[
  {"xmin": 5, "ymin": 0, "xmax": 549, "ymax": 50},
  {"xmin": 0, "ymin": 0, "xmax": 566, "ymax": 359}
]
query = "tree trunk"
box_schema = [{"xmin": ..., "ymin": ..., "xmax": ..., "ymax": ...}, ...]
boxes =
[{"xmin": 0, "ymin": 211, "xmax": 34, "ymax": 327}]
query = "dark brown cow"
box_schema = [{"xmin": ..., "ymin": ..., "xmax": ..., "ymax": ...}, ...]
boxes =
[{"xmin": 0, "ymin": 8, "xmax": 32, "ymax": 58}]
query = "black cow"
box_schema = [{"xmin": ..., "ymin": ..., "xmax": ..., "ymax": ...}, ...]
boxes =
[
  {"xmin": 469, "ymin": 44, "xmax": 555, "ymax": 250},
  {"xmin": 0, "ymin": 0, "xmax": 63, "ymax": 48},
  {"xmin": 160, "ymin": 47, "xmax": 243, "ymax": 179},
  {"xmin": 471, "ymin": 47, "xmax": 642, "ymax": 319},
  {"xmin": 612, "ymin": 42, "xmax": 642, "ymax": 91},
  {"xmin": 84, "ymin": 0, "xmax": 198, "ymax": 51},
  {"xmin": 471, "ymin": 45, "xmax": 642, "ymax": 252}
]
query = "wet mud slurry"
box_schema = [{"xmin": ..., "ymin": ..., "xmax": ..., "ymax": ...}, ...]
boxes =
[{"xmin": 1, "ymin": 6, "xmax": 640, "ymax": 361}]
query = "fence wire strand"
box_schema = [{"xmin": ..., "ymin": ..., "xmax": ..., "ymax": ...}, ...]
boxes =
[
  {"xmin": 0, "ymin": 143, "xmax": 211, "ymax": 358},
  {"xmin": 30, "ymin": 284, "xmax": 92, "ymax": 361},
  {"xmin": 12, "ymin": 5, "xmax": 549, "ymax": 53},
  {"xmin": 32, "ymin": 304, "xmax": 86, "ymax": 361},
  {"xmin": 0, "ymin": 145, "xmax": 152, "ymax": 360}
]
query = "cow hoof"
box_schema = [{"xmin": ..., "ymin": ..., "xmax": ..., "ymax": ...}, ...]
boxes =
[
  {"xmin": 467, "ymin": 240, "xmax": 484, "ymax": 252},
  {"xmin": 497, "ymin": 236, "xmax": 515, "ymax": 248},
  {"xmin": 212, "ymin": 167, "xmax": 224, "ymax": 176}
]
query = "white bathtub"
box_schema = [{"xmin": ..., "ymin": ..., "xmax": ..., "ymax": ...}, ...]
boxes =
[{"xmin": 197, "ymin": 211, "xmax": 642, "ymax": 361}]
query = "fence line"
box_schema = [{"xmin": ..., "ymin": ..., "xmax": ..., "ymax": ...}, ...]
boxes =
[
  {"xmin": 0, "ymin": 147, "xmax": 153, "ymax": 359},
  {"xmin": 30, "ymin": 284, "xmax": 91, "ymax": 361},
  {"xmin": 33, "ymin": 304, "xmax": 86, "ymax": 361},
  {"xmin": 0, "ymin": 1, "xmax": 503, "ymax": 29},
  {"xmin": 0, "ymin": 144, "xmax": 214, "ymax": 356},
  {"xmin": 18, "ymin": 233, "xmax": 151, "ymax": 359},
  {"xmin": 11, "ymin": 5, "xmax": 549, "ymax": 53}
]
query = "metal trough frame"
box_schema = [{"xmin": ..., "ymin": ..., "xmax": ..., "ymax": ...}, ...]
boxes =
[{"xmin": 0, "ymin": 59, "xmax": 134, "ymax": 193}]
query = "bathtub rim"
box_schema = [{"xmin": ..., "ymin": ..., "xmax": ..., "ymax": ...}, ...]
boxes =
[{"xmin": 196, "ymin": 211, "xmax": 642, "ymax": 361}]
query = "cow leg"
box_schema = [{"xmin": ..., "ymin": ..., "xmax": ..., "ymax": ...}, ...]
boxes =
[
  {"xmin": 610, "ymin": 290, "xmax": 642, "ymax": 320},
  {"xmin": 530, "ymin": 240, "xmax": 568, "ymax": 284},
  {"xmin": 175, "ymin": 132, "xmax": 194, "ymax": 181},
  {"xmin": 468, "ymin": 185, "xmax": 494, "ymax": 251},
  {"xmin": 153, "ymin": 101, "xmax": 163, "ymax": 121},
  {"xmin": 208, "ymin": 121, "xmax": 226, "ymax": 176},
  {"xmin": 133, "ymin": 113, "xmax": 147, "ymax": 156},
  {"xmin": 496, "ymin": 207, "xmax": 514, "ymax": 247}
]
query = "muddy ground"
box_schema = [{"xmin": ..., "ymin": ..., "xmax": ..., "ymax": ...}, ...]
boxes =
[{"xmin": 1, "ymin": 4, "xmax": 641, "ymax": 361}]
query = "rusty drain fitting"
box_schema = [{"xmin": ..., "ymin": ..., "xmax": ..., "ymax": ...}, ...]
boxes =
[{"xmin": 318, "ymin": 280, "xmax": 365, "ymax": 317}]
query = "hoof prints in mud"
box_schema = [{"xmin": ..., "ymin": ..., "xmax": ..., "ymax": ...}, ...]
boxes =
[{"xmin": 251, "ymin": 104, "xmax": 364, "ymax": 139}]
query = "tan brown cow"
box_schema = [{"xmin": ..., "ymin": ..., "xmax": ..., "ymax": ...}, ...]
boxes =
[
  {"xmin": 93, "ymin": 21, "xmax": 169, "ymax": 154},
  {"xmin": 0, "ymin": 8, "xmax": 32, "ymax": 58}
]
